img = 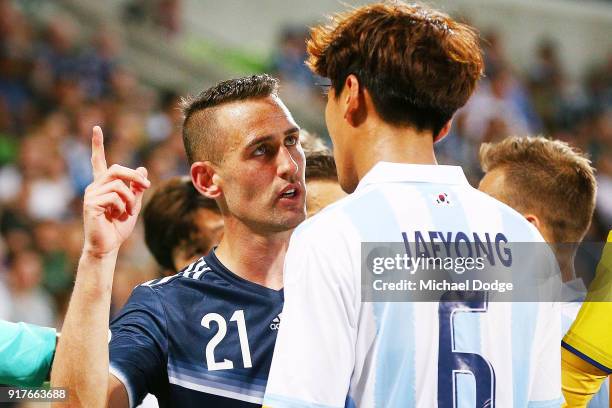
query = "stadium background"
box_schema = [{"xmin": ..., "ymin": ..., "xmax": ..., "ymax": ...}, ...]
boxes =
[{"xmin": 0, "ymin": 0, "xmax": 610, "ymax": 385}]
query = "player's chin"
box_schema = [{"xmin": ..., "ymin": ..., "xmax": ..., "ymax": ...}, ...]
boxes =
[
  {"xmin": 286, "ymin": 208, "xmax": 306, "ymax": 227},
  {"xmin": 273, "ymin": 208, "xmax": 306, "ymax": 231}
]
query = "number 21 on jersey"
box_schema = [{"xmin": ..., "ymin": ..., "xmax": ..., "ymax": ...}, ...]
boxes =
[{"xmin": 201, "ymin": 310, "xmax": 252, "ymax": 371}]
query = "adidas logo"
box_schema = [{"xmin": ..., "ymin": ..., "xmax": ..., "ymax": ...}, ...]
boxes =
[{"xmin": 269, "ymin": 313, "xmax": 282, "ymax": 330}]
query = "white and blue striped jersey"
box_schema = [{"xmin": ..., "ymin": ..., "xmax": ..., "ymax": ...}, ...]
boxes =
[{"xmin": 264, "ymin": 162, "xmax": 562, "ymax": 408}]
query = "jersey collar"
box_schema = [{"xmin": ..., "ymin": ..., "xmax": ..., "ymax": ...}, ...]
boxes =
[{"xmin": 355, "ymin": 161, "xmax": 470, "ymax": 192}]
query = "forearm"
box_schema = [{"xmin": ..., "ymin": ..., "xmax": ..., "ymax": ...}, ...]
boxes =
[{"xmin": 51, "ymin": 251, "xmax": 118, "ymax": 408}]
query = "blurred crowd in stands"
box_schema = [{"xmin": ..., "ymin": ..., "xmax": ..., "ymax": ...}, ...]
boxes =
[
  {"xmin": 0, "ymin": 0, "xmax": 187, "ymax": 328},
  {"xmin": 123, "ymin": 0, "xmax": 182, "ymax": 37},
  {"xmin": 0, "ymin": 0, "xmax": 610, "ymax": 331}
]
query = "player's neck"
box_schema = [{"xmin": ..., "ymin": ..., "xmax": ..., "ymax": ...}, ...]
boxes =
[
  {"xmin": 554, "ymin": 244, "xmax": 578, "ymax": 283},
  {"xmin": 214, "ymin": 221, "xmax": 289, "ymax": 290},
  {"xmin": 353, "ymin": 123, "xmax": 437, "ymax": 182}
]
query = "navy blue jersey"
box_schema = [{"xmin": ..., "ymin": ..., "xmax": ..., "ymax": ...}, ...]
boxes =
[{"xmin": 109, "ymin": 250, "xmax": 284, "ymax": 407}]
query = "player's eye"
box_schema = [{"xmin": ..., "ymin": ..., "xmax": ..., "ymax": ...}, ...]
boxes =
[
  {"xmin": 253, "ymin": 144, "xmax": 270, "ymax": 157},
  {"xmin": 285, "ymin": 135, "xmax": 298, "ymax": 147}
]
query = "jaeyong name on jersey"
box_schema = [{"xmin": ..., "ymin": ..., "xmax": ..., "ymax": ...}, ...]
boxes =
[{"xmin": 371, "ymin": 231, "xmax": 514, "ymax": 276}]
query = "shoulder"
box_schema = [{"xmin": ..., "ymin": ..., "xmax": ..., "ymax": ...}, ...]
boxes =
[
  {"xmin": 292, "ymin": 187, "xmax": 379, "ymax": 243},
  {"xmin": 285, "ymin": 193, "xmax": 367, "ymax": 286},
  {"xmin": 138, "ymin": 257, "xmax": 210, "ymax": 291}
]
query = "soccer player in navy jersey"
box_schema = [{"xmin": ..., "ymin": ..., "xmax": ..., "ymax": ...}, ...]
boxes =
[{"xmin": 51, "ymin": 74, "xmax": 306, "ymax": 407}]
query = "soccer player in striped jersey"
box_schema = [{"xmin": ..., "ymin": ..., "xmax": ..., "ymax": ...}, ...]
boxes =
[
  {"xmin": 478, "ymin": 136, "xmax": 607, "ymax": 407},
  {"xmin": 52, "ymin": 75, "xmax": 307, "ymax": 407},
  {"xmin": 264, "ymin": 2, "xmax": 562, "ymax": 407}
]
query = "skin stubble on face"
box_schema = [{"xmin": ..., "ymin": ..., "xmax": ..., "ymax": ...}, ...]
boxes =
[{"xmin": 201, "ymin": 96, "xmax": 307, "ymax": 289}]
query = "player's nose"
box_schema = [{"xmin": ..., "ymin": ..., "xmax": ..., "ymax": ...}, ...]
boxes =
[{"xmin": 276, "ymin": 145, "xmax": 300, "ymax": 181}]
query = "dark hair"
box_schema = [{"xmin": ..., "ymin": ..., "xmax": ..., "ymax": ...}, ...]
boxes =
[
  {"xmin": 143, "ymin": 176, "xmax": 220, "ymax": 271},
  {"xmin": 480, "ymin": 136, "xmax": 596, "ymax": 243},
  {"xmin": 299, "ymin": 129, "xmax": 337, "ymax": 180},
  {"xmin": 181, "ymin": 74, "xmax": 279, "ymax": 163},
  {"xmin": 307, "ymin": 2, "xmax": 484, "ymax": 135},
  {"xmin": 306, "ymin": 152, "xmax": 337, "ymax": 180}
]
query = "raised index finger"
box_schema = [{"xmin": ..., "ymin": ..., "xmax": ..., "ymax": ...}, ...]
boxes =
[{"xmin": 91, "ymin": 126, "xmax": 107, "ymax": 181}]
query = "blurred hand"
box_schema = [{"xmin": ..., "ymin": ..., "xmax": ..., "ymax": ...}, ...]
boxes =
[{"xmin": 82, "ymin": 126, "xmax": 150, "ymax": 258}]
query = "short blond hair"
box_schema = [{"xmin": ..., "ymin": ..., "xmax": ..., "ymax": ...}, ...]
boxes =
[{"xmin": 480, "ymin": 136, "xmax": 596, "ymax": 243}]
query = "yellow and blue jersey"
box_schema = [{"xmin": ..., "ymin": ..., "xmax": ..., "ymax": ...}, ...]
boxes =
[
  {"xmin": 561, "ymin": 281, "xmax": 609, "ymax": 407},
  {"xmin": 563, "ymin": 231, "xmax": 612, "ymax": 371},
  {"xmin": 562, "ymin": 231, "xmax": 612, "ymax": 407}
]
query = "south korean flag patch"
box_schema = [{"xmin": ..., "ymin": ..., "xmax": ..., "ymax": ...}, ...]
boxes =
[{"xmin": 434, "ymin": 192, "xmax": 453, "ymax": 206}]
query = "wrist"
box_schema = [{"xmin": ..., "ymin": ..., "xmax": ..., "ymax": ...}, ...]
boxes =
[
  {"xmin": 76, "ymin": 250, "xmax": 119, "ymax": 296},
  {"xmin": 82, "ymin": 245, "xmax": 120, "ymax": 261}
]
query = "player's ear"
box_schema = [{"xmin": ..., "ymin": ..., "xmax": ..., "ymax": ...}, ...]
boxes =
[
  {"xmin": 343, "ymin": 74, "xmax": 366, "ymax": 127},
  {"xmin": 191, "ymin": 161, "xmax": 222, "ymax": 199},
  {"xmin": 434, "ymin": 119, "xmax": 453, "ymax": 143},
  {"xmin": 524, "ymin": 214, "xmax": 546, "ymax": 239}
]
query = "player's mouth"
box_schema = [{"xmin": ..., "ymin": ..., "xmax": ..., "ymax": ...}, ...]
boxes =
[{"xmin": 278, "ymin": 184, "xmax": 302, "ymax": 202}]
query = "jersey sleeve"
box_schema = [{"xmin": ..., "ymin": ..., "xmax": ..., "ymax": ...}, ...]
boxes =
[
  {"xmin": 109, "ymin": 285, "xmax": 168, "ymax": 408},
  {"xmin": 0, "ymin": 321, "xmax": 56, "ymax": 386},
  {"xmin": 527, "ymin": 301, "xmax": 564, "ymax": 407},
  {"xmin": 264, "ymin": 224, "xmax": 357, "ymax": 408},
  {"xmin": 563, "ymin": 232, "xmax": 612, "ymax": 372},
  {"xmin": 561, "ymin": 347, "xmax": 608, "ymax": 408}
]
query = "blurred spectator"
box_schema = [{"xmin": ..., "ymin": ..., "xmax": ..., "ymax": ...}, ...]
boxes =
[
  {"xmin": 0, "ymin": 279, "xmax": 10, "ymax": 320},
  {"xmin": 156, "ymin": 0, "xmax": 182, "ymax": 37},
  {"xmin": 79, "ymin": 28, "xmax": 121, "ymax": 98},
  {"xmin": 528, "ymin": 39, "xmax": 590, "ymax": 132},
  {"xmin": 0, "ymin": 1, "xmax": 34, "ymax": 135},
  {"xmin": 122, "ymin": 0, "xmax": 182, "ymax": 37},
  {"xmin": 271, "ymin": 26, "xmax": 315, "ymax": 89},
  {"xmin": 33, "ymin": 221, "xmax": 72, "ymax": 301},
  {"xmin": 35, "ymin": 17, "xmax": 80, "ymax": 81},
  {"xmin": 460, "ymin": 67, "xmax": 531, "ymax": 144},
  {"xmin": 26, "ymin": 141, "xmax": 74, "ymax": 220},
  {"xmin": 4, "ymin": 250, "xmax": 55, "ymax": 326},
  {"xmin": 62, "ymin": 105, "xmax": 103, "ymax": 194},
  {"xmin": 146, "ymin": 89, "xmax": 182, "ymax": 143},
  {"xmin": 591, "ymin": 110, "xmax": 612, "ymax": 228},
  {"xmin": 586, "ymin": 52, "xmax": 612, "ymax": 111}
]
